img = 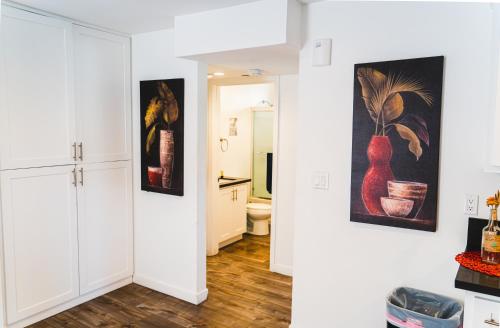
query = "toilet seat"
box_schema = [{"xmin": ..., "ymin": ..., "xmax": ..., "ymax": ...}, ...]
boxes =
[{"xmin": 246, "ymin": 203, "xmax": 272, "ymax": 210}]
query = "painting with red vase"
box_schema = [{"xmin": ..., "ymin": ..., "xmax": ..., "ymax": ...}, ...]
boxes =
[
  {"xmin": 140, "ymin": 79, "xmax": 184, "ymax": 196},
  {"xmin": 350, "ymin": 56, "xmax": 444, "ymax": 232}
]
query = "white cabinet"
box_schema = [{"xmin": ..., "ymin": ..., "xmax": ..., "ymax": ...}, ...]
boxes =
[
  {"xmin": 0, "ymin": 8, "xmax": 132, "ymax": 170},
  {"xmin": 491, "ymin": 103, "xmax": 500, "ymax": 169},
  {"xmin": 77, "ymin": 161, "xmax": 133, "ymax": 294},
  {"xmin": 488, "ymin": 5, "xmax": 500, "ymax": 172},
  {"xmin": 0, "ymin": 166, "xmax": 79, "ymax": 324},
  {"xmin": 464, "ymin": 292, "xmax": 500, "ymax": 328},
  {"xmin": 0, "ymin": 7, "xmax": 76, "ymax": 170},
  {"xmin": 74, "ymin": 26, "xmax": 131, "ymax": 164},
  {"xmin": 217, "ymin": 184, "xmax": 248, "ymax": 245},
  {"xmin": 232, "ymin": 185, "xmax": 248, "ymax": 236},
  {"xmin": 217, "ymin": 188, "xmax": 235, "ymax": 242},
  {"xmin": 0, "ymin": 6, "xmax": 133, "ymax": 326},
  {"xmin": 0, "ymin": 162, "xmax": 134, "ymax": 324}
]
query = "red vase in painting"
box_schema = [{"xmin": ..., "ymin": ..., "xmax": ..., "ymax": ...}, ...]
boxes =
[{"xmin": 361, "ymin": 136, "xmax": 395, "ymax": 215}]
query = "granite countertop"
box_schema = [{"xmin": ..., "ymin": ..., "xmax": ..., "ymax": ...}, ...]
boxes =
[
  {"xmin": 455, "ymin": 265, "xmax": 500, "ymax": 297},
  {"xmin": 218, "ymin": 176, "xmax": 251, "ymax": 189}
]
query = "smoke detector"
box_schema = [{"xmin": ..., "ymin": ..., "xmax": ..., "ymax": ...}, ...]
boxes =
[{"xmin": 247, "ymin": 68, "xmax": 264, "ymax": 77}]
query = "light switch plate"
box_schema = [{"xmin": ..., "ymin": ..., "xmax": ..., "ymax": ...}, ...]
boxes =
[{"xmin": 312, "ymin": 171, "xmax": 329, "ymax": 190}]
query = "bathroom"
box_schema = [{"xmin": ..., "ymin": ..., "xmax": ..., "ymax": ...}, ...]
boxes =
[{"xmin": 206, "ymin": 71, "xmax": 277, "ymax": 260}]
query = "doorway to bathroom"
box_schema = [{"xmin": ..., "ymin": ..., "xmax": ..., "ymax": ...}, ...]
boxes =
[
  {"xmin": 204, "ymin": 67, "xmax": 296, "ymax": 326},
  {"xmin": 206, "ymin": 74, "xmax": 279, "ymax": 261}
]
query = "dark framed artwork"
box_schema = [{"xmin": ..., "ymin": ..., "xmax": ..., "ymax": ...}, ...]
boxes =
[
  {"xmin": 350, "ymin": 56, "xmax": 444, "ymax": 232},
  {"xmin": 140, "ymin": 79, "xmax": 184, "ymax": 196}
]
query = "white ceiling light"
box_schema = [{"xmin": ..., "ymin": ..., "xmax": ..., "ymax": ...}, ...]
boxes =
[
  {"xmin": 213, "ymin": 72, "xmax": 225, "ymax": 76},
  {"xmin": 207, "ymin": 74, "xmax": 214, "ymax": 79}
]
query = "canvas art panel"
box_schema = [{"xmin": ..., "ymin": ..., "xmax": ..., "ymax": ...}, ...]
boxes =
[
  {"xmin": 140, "ymin": 79, "xmax": 184, "ymax": 196},
  {"xmin": 350, "ymin": 56, "xmax": 444, "ymax": 231}
]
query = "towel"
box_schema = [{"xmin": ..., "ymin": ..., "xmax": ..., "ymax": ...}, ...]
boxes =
[{"xmin": 266, "ymin": 153, "xmax": 272, "ymax": 194}]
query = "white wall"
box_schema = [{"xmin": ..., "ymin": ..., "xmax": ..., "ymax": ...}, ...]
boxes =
[
  {"xmin": 131, "ymin": 28, "xmax": 208, "ymax": 304},
  {"xmin": 218, "ymin": 83, "xmax": 273, "ymax": 179},
  {"xmin": 174, "ymin": 0, "xmax": 300, "ymax": 57},
  {"xmin": 271, "ymin": 75, "xmax": 298, "ymax": 275},
  {"xmin": 291, "ymin": 2, "xmax": 500, "ymax": 327},
  {"xmin": 174, "ymin": 0, "xmax": 301, "ymax": 75}
]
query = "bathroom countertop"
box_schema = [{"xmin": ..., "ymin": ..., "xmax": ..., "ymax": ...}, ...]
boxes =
[
  {"xmin": 455, "ymin": 265, "xmax": 500, "ymax": 297},
  {"xmin": 218, "ymin": 177, "xmax": 251, "ymax": 189}
]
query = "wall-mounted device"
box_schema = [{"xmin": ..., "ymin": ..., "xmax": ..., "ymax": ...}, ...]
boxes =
[
  {"xmin": 229, "ymin": 118, "xmax": 238, "ymax": 136},
  {"xmin": 312, "ymin": 38, "xmax": 332, "ymax": 67}
]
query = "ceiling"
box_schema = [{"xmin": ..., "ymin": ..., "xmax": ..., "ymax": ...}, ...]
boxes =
[
  {"xmin": 9, "ymin": 0, "xmax": 323, "ymax": 34},
  {"xmin": 9, "ymin": 0, "xmax": 262, "ymax": 34}
]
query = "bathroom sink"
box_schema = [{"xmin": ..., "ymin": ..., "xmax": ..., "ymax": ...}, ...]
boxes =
[{"xmin": 218, "ymin": 176, "xmax": 252, "ymax": 188}]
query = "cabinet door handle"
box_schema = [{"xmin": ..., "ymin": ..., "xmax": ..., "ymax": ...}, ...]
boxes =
[
  {"xmin": 232, "ymin": 190, "xmax": 235, "ymax": 201},
  {"xmin": 79, "ymin": 168, "xmax": 84, "ymax": 186},
  {"xmin": 72, "ymin": 169, "xmax": 77, "ymax": 187},
  {"xmin": 78, "ymin": 142, "xmax": 83, "ymax": 161},
  {"xmin": 72, "ymin": 142, "xmax": 77, "ymax": 161},
  {"xmin": 235, "ymin": 189, "xmax": 238, "ymax": 201},
  {"xmin": 485, "ymin": 314, "xmax": 499, "ymax": 326}
]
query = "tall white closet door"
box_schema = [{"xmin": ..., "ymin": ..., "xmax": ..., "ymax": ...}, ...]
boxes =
[
  {"xmin": 0, "ymin": 166, "xmax": 79, "ymax": 324},
  {"xmin": 0, "ymin": 7, "xmax": 76, "ymax": 170},
  {"xmin": 74, "ymin": 26, "xmax": 131, "ymax": 164},
  {"xmin": 77, "ymin": 161, "xmax": 133, "ymax": 294}
]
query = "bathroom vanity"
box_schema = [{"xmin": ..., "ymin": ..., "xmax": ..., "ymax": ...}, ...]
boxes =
[
  {"xmin": 216, "ymin": 177, "xmax": 251, "ymax": 248},
  {"xmin": 455, "ymin": 218, "xmax": 500, "ymax": 327}
]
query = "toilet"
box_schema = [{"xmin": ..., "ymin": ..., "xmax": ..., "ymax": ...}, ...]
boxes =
[{"xmin": 246, "ymin": 203, "xmax": 272, "ymax": 235}]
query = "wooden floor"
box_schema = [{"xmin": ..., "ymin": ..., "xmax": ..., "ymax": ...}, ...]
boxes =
[{"xmin": 30, "ymin": 234, "xmax": 292, "ymax": 328}]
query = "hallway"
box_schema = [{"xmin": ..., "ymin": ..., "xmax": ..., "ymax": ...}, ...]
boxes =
[{"xmin": 30, "ymin": 235, "xmax": 292, "ymax": 328}]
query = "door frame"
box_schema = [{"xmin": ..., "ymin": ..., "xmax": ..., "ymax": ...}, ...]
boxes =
[{"xmin": 206, "ymin": 76, "xmax": 284, "ymax": 274}]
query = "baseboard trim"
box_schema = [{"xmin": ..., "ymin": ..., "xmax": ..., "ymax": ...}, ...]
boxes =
[
  {"xmin": 270, "ymin": 263, "xmax": 293, "ymax": 277},
  {"xmin": 133, "ymin": 275, "xmax": 208, "ymax": 305},
  {"xmin": 6, "ymin": 277, "xmax": 133, "ymax": 328}
]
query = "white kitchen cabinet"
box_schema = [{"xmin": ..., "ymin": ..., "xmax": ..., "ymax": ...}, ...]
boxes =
[
  {"xmin": 464, "ymin": 292, "xmax": 500, "ymax": 328},
  {"xmin": 491, "ymin": 104, "xmax": 500, "ymax": 170},
  {"xmin": 0, "ymin": 7, "xmax": 76, "ymax": 170},
  {"xmin": 217, "ymin": 184, "xmax": 248, "ymax": 245},
  {"xmin": 74, "ymin": 26, "xmax": 131, "ymax": 164},
  {"xmin": 0, "ymin": 166, "xmax": 80, "ymax": 324},
  {"xmin": 488, "ymin": 5, "xmax": 500, "ymax": 172},
  {"xmin": 76, "ymin": 161, "xmax": 133, "ymax": 294}
]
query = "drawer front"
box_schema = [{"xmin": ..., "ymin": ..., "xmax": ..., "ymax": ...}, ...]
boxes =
[{"xmin": 471, "ymin": 296, "xmax": 500, "ymax": 328}]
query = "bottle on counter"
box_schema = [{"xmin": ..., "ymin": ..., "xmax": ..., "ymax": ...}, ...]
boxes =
[{"xmin": 481, "ymin": 190, "xmax": 500, "ymax": 265}]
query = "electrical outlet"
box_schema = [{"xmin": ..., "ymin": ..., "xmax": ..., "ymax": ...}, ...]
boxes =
[{"xmin": 464, "ymin": 194, "xmax": 479, "ymax": 216}]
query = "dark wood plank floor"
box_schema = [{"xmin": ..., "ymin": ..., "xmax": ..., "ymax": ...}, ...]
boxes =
[{"xmin": 30, "ymin": 234, "xmax": 292, "ymax": 328}]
